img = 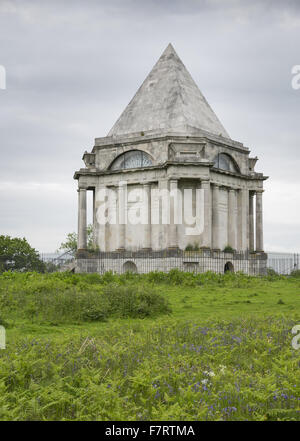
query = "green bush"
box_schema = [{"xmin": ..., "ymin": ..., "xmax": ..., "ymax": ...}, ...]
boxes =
[
  {"xmin": 102, "ymin": 283, "xmax": 171, "ymax": 318},
  {"xmin": 223, "ymin": 245, "xmax": 235, "ymax": 253},
  {"xmin": 0, "ymin": 273, "xmax": 171, "ymax": 324}
]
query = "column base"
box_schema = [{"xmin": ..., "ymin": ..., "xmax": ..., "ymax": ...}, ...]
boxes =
[{"xmin": 76, "ymin": 249, "xmax": 89, "ymax": 258}]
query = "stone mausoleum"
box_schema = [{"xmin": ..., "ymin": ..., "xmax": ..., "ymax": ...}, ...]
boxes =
[{"xmin": 74, "ymin": 44, "xmax": 268, "ymax": 274}]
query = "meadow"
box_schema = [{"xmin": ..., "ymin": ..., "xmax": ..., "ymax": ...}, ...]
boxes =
[{"xmin": 0, "ymin": 270, "xmax": 299, "ymax": 421}]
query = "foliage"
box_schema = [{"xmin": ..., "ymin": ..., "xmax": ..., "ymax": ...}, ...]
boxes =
[
  {"xmin": 0, "ymin": 235, "xmax": 45, "ymax": 273},
  {"xmin": 266, "ymin": 268, "xmax": 278, "ymax": 277},
  {"xmin": 290, "ymin": 269, "xmax": 300, "ymax": 278},
  {"xmin": 0, "ymin": 316, "xmax": 299, "ymax": 421},
  {"xmin": 223, "ymin": 245, "xmax": 235, "ymax": 253},
  {"xmin": 0, "ymin": 271, "xmax": 300, "ymax": 420},
  {"xmin": 0, "ymin": 272, "xmax": 171, "ymax": 324},
  {"xmin": 59, "ymin": 224, "xmax": 96, "ymax": 255},
  {"xmin": 185, "ymin": 243, "xmax": 200, "ymax": 251}
]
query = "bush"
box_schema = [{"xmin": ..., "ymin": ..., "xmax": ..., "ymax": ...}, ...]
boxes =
[
  {"xmin": 223, "ymin": 245, "xmax": 235, "ymax": 253},
  {"xmin": 102, "ymin": 283, "xmax": 171, "ymax": 318},
  {"xmin": 266, "ymin": 268, "xmax": 278, "ymax": 277},
  {"xmin": 290, "ymin": 269, "xmax": 300, "ymax": 278},
  {"xmin": 0, "ymin": 272, "xmax": 171, "ymax": 324},
  {"xmin": 185, "ymin": 244, "xmax": 200, "ymax": 251}
]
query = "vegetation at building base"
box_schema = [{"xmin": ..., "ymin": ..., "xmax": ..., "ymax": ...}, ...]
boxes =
[
  {"xmin": 223, "ymin": 245, "xmax": 236, "ymax": 253},
  {"xmin": 0, "ymin": 270, "xmax": 299, "ymax": 421}
]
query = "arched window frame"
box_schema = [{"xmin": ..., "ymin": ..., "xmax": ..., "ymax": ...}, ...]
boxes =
[
  {"xmin": 109, "ymin": 149, "xmax": 153, "ymax": 171},
  {"xmin": 213, "ymin": 152, "xmax": 240, "ymax": 174}
]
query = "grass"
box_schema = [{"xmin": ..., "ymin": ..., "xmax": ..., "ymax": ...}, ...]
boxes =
[{"xmin": 0, "ymin": 270, "xmax": 300, "ymax": 421}]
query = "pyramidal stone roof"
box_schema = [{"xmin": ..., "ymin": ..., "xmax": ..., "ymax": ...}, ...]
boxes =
[{"xmin": 108, "ymin": 43, "xmax": 230, "ymax": 139}]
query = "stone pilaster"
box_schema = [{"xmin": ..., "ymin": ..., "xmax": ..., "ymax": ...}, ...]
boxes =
[
  {"xmin": 256, "ymin": 190, "xmax": 264, "ymax": 252},
  {"xmin": 117, "ymin": 183, "xmax": 126, "ymax": 250},
  {"xmin": 95, "ymin": 184, "xmax": 108, "ymax": 252},
  {"xmin": 249, "ymin": 191, "xmax": 255, "ymax": 252},
  {"xmin": 228, "ymin": 188, "xmax": 237, "ymax": 250},
  {"xmin": 212, "ymin": 183, "xmax": 220, "ymax": 250},
  {"xmin": 201, "ymin": 180, "xmax": 212, "ymax": 249},
  {"xmin": 77, "ymin": 188, "xmax": 87, "ymax": 250},
  {"xmin": 237, "ymin": 188, "xmax": 249, "ymax": 251},
  {"xmin": 143, "ymin": 183, "xmax": 152, "ymax": 249},
  {"xmin": 169, "ymin": 179, "xmax": 178, "ymax": 248}
]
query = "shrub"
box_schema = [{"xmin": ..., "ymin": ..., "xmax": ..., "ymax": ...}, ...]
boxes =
[
  {"xmin": 223, "ymin": 245, "xmax": 235, "ymax": 253},
  {"xmin": 102, "ymin": 283, "xmax": 171, "ymax": 318},
  {"xmin": 266, "ymin": 268, "xmax": 278, "ymax": 277},
  {"xmin": 185, "ymin": 244, "xmax": 200, "ymax": 251},
  {"xmin": 290, "ymin": 269, "xmax": 300, "ymax": 278}
]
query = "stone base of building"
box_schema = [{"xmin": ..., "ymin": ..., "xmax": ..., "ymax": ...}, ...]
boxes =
[{"xmin": 75, "ymin": 249, "xmax": 267, "ymax": 276}]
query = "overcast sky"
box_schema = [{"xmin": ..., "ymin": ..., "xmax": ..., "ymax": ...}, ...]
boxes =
[{"xmin": 0, "ymin": 0, "xmax": 299, "ymax": 253}]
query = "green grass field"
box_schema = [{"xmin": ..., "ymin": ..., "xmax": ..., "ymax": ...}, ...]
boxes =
[{"xmin": 0, "ymin": 270, "xmax": 299, "ymax": 421}]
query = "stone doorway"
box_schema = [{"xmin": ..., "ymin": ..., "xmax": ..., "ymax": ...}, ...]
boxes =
[
  {"xmin": 123, "ymin": 261, "xmax": 138, "ymax": 273},
  {"xmin": 224, "ymin": 261, "xmax": 234, "ymax": 273}
]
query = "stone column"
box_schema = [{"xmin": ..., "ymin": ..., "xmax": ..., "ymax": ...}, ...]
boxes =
[
  {"xmin": 201, "ymin": 180, "xmax": 212, "ymax": 248},
  {"xmin": 228, "ymin": 188, "xmax": 237, "ymax": 250},
  {"xmin": 92, "ymin": 188, "xmax": 97, "ymax": 248},
  {"xmin": 249, "ymin": 191, "xmax": 255, "ymax": 252},
  {"xmin": 95, "ymin": 184, "xmax": 108, "ymax": 252},
  {"xmin": 169, "ymin": 179, "xmax": 178, "ymax": 248},
  {"xmin": 212, "ymin": 183, "xmax": 220, "ymax": 250},
  {"xmin": 77, "ymin": 188, "xmax": 87, "ymax": 250},
  {"xmin": 143, "ymin": 183, "xmax": 152, "ymax": 249},
  {"xmin": 237, "ymin": 188, "xmax": 249, "ymax": 251},
  {"xmin": 158, "ymin": 179, "xmax": 169, "ymax": 250},
  {"xmin": 256, "ymin": 190, "xmax": 264, "ymax": 252},
  {"xmin": 117, "ymin": 183, "xmax": 126, "ymax": 250}
]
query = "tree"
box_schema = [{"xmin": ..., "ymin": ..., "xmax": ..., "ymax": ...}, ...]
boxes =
[
  {"xmin": 59, "ymin": 224, "xmax": 95, "ymax": 255},
  {"xmin": 0, "ymin": 235, "xmax": 45, "ymax": 273}
]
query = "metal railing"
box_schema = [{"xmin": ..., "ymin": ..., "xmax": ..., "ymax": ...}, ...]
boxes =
[
  {"xmin": 266, "ymin": 252, "xmax": 299, "ymax": 275},
  {"xmin": 40, "ymin": 249, "xmax": 300, "ymax": 275}
]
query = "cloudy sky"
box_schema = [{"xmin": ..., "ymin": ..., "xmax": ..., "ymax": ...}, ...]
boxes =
[{"xmin": 0, "ymin": 0, "xmax": 299, "ymax": 253}]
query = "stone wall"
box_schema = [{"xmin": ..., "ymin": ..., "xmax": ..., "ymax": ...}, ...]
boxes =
[{"xmin": 75, "ymin": 251, "xmax": 267, "ymax": 276}]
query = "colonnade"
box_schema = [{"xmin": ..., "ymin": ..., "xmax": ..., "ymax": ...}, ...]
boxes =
[{"xmin": 77, "ymin": 181, "xmax": 264, "ymax": 252}]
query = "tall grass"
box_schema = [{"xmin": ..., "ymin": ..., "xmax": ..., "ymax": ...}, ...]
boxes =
[{"xmin": 0, "ymin": 272, "xmax": 171, "ymax": 324}]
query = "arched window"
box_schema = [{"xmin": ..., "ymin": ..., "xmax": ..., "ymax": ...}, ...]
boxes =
[
  {"xmin": 110, "ymin": 150, "xmax": 153, "ymax": 170},
  {"xmin": 213, "ymin": 153, "xmax": 239, "ymax": 173}
]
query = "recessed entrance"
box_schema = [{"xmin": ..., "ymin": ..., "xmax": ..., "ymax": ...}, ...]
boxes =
[
  {"xmin": 123, "ymin": 261, "xmax": 138, "ymax": 273},
  {"xmin": 224, "ymin": 261, "xmax": 234, "ymax": 273}
]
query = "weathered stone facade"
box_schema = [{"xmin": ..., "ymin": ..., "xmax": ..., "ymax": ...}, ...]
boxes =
[{"xmin": 74, "ymin": 44, "xmax": 268, "ymax": 274}]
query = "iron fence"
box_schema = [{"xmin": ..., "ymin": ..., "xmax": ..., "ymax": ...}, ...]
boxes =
[
  {"xmin": 41, "ymin": 249, "xmax": 299, "ymax": 276},
  {"xmin": 267, "ymin": 252, "xmax": 299, "ymax": 275}
]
